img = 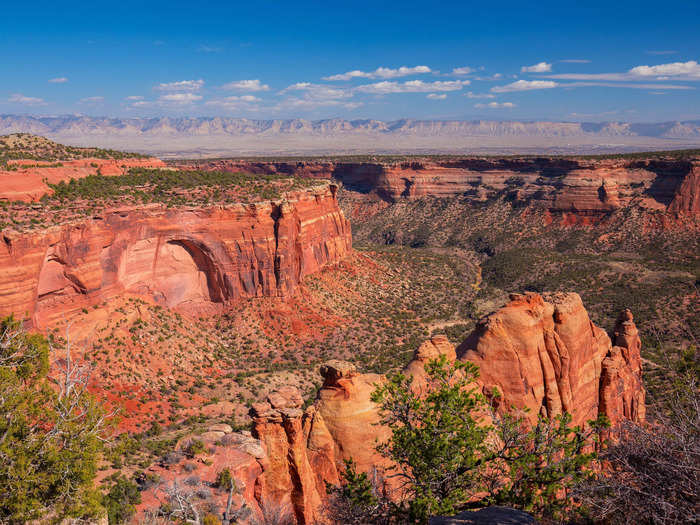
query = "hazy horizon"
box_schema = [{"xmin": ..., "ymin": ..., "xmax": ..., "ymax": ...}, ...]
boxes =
[{"xmin": 4, "ymin": 114, "xmax": 700, "ymax": 157}]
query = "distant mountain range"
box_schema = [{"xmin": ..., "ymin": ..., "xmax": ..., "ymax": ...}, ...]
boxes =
[{"xmin": 2, "ymin": 115, "xmax": 700, "ymax": 157}]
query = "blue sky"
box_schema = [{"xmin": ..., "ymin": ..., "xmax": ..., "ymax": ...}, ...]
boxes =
[{"xmin": 2, "ymin": 0, "xmax": 699, "ymax": 121}]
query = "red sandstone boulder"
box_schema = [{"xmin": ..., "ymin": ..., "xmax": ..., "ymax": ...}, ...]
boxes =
[
  {"xmin": 404, "ymin": 335, "xmax": 458, "ymax": 390},
  {"xmin": 457, "ymin": 292, "xmax": 645, "ymax": 428},
  {"xmin": 315, "ymin": 361, "xmax": 390, "ymax": 476}
]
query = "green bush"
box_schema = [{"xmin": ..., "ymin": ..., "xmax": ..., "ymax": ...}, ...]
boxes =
[
  {"xmin": 355, "ymin": 355, "xmax": 606, "ymax": 523},
  {"xmin": 104, "ymin": 474, "xmax": 141, "ymax": 524}
]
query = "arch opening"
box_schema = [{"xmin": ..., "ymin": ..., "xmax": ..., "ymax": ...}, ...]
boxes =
[{"xmin": 118, "ymin": 238, "xmax": 227, "ymax": 311}]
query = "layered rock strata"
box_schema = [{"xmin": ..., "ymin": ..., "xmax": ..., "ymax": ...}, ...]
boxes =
[
  {"xmin": 186, "ymin": 158, "xmax": 700, "ymax": 217},
  {"xmin": 0, "ymin": 184, "xmax": 350, "ymax": 328}
]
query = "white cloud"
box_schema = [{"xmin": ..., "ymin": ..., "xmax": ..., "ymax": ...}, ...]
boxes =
[
  {"xmin": 205, "ymin": 95, "xmax": 261, "ymax": 110},
  {"xmin": 125, "ymin": 95, "xmax": 144, "ymax": 101},
  {"xmin": 158, "ymin": 93, "xmax": 202, "ymax": 103},
  {"xmin": 563, "ymin": 81, "xmax": 693, "ymax": 90},
  {"xmin": 545, "ymin": 61, "xmax": 700, "ymax": 82},
  {"xmin": 282, "ymin": 83, "xmax": 350, "ymax": 99},
  {"xmin": 79, "ymin": 96, "xmax": 104, "ymax": 103},
  {"xmin": 475, "ymin": 102, "xmax": 516, "ymax": 108},
  {"xmin": 544, "ymin": 73, "xmax": 633, "ymax": 81},
  {"xmin": 206, "ymin": 95, "xmax": 261, "ymax": 104},
  {"xmin": 629, "ymin": 60, "xmax": 700, "ymax": 78},
  {"xmin": 222, "ymin": 79, "xmax": 270, "ymax": 91},
  {"xmin": 154, "ymin": 79, "xmax": 204, "ymax": 92},
  {"xmin": 491, "ymin": 80, "xmax": 558, "ymax": 92},
  {"xmin": 472, "ymin": 73, "xmax": 503, "ymax": 81},
  {"xmin": 560, "ymin": 59, "xmax": 591, "ymax": 63},
  {"xmin": 276, "ymin": 82, "xmax": 357, "ymax": 110},
  {"xmin": 451, "ymin": 66, "xmax": 474, "ymax": 75},
  {"xmin": 356, "ymin": 79, "xmax": 470, "ymax": 94},
  {"xmin": 324, "ymin": 65, "xmax": 432, "ymax": 81},
  {"xmin": 8, "ymin": 93, "xmax": 46, "ymax": 105},
  {"xmin": 276, "ymin": 98, "xmax": 363, "ymax": 110},
  {"xmin": 49, "ymin": 77, "xmax": 68, "ymax": 83},
  {"xmin": 465, "ymin": 91, "xmax": 496, "ymax": 99},
  {"xmin": 521, "ymin": 62, "xmax": 552, "ymax": 73},
  {"xmin": 426, "ymin": 93, "xmax": 447, "ymax": 100}
]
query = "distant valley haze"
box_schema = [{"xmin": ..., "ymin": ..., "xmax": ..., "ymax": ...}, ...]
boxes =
[{"xmin": 2, "ymin": 115, "xmax": 700, "ymax": 157}]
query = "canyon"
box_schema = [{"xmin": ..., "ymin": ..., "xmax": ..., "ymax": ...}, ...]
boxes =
[
  {"xmin": 185, "ymin": 156, "xmax": 700, "ymax": 219},
  {"xmin": 0, "ymin": 135, "xmax": 691, "ymax": 524},
  {"xmin": 0, "ymin": 183, "xmax": 350, "ymax": 328}
]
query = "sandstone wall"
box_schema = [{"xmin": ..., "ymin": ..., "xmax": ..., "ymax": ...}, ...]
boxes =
[
  {"xmin": 0, "ymin": 184, "xmax": 351, "ymax": 328},
  {"xmin": 185, "ymin": 158, "xmax": 700, "ymax": 218}
]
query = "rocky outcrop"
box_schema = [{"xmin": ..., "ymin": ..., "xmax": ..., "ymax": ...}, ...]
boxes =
[
  {"xmin": 250, "ymin": 387, "xmax": 329, "ymax": 524},
  {"xmin": 248, "ymin": 362, "xmax": 389, "ymax": 523},
  {"xmin": 668, "ymin": 163, "xmax": 700, "ymax": 215},
  {"xmin": 242, "ymin": 294, "xmax": 645, "ymax": 523},
  {"xmin": 599, "ymin": 309, "xmax": 646, "ymax": 425},
  {"xmin": 0, "ymin": 183, "xmax": 351, "ymax": 328},
  {"xmin": 0, "ymin": 157, "xmax": 166, "ymax": 202},
  {"xmin": 458, "ymin": 292, "xmax": 645, "ymax": 428}
]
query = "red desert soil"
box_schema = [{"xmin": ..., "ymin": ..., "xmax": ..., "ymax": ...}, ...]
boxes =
[{"xmin": 0, "ymin": 157, "xmax": 166, "ymax": 201}]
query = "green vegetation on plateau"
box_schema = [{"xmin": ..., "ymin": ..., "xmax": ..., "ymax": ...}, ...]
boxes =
[
  {"xmin": 0, "ymin": 168, "xmax": 326, "ymax": 231},
  {"xmin": 0, "ymin": 133, "xmax": 147, "ymax": 169},
  {"xmin": 47, "ymin": 168, "xmax": 324, "ymax": 203}
]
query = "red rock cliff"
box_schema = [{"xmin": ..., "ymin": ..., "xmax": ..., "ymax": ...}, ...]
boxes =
[
  {"xmin": 457, "ymin": 292, "xmax": 645, "ymax": 428},
  {"xmin": 185, "ymin": 157, "xmax": 700, "ymax": 218},
  {"xmin": 244, "ymin": 294, "xmax": 645, "ymax": 523},
  {"xmin": 0, "ymin": 183, "xmax": 351, "ymax": 328}
]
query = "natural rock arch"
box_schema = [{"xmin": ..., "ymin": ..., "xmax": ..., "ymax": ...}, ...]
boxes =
[{"xmin": 117, "ymin": 237, "xmax": 228, "ymax": 311}]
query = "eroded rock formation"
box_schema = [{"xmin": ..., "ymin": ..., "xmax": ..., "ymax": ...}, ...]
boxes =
[
  {"xmin": 0, "ymin": 184, "xmax": 350, "ymax": 328},
  {"xmin": 458, "ymin": 292, "xmax": 645, "ymax": 428},
  {"xmin": 238, "ymin": 294, "xmax": 645, "ymax": 523}
]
